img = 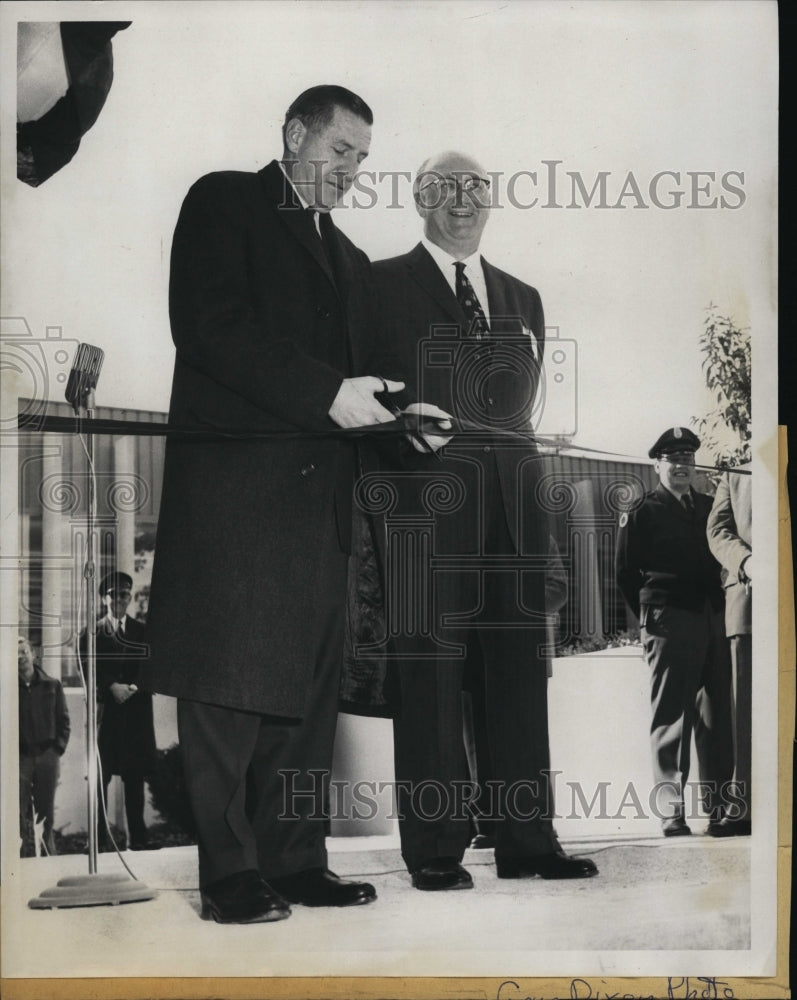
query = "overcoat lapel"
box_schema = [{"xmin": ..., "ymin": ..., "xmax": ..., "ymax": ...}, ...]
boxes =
[{"xmin": 259, "ymin": 161, "xmax": 340, "ymax": 296}]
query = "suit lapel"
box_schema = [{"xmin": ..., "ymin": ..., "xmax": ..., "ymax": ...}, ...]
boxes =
[
  {"xmin": 406, "ymin": 243, "xmax": 468, "ymax": 326},
  {"xmin": 482, "ymin": 257, "xmax": 500, "ymax": 328},
  {"xmin": 483, "ymin": 258, "xmax": 526, "ymax": 335},
  {"xmin": 482, "ymin": 257, "xmax": 543, "ymax": 360}
]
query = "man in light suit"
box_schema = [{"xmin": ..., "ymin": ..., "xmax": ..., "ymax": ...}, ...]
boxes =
[
  {"xmin": 707, "ymin": 465, "xmax": 752, "ymax": 836},
  {"xmin": 143, "ymin": 86, "xmax": 415, "ymax": 923},
  {"xmin": 371, "ymin": 151, "xmax": 598, "ymax": 889}
]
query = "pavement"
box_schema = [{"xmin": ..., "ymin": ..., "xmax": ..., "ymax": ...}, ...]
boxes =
[{"xmin": 3, "ymin": 830, "xmax": 752, "ymax": 981}]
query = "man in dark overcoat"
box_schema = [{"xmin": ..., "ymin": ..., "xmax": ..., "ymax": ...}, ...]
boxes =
[
  {"xmin": 368, "ymin": 150, "xmax": 598, "ymax": 890},
  {"xmin": 18, "ymin": 635, "xmax": 70, "ymax": 856},
  {"xmin": 93, "ymin": 571, "xmax": 157, "ymax": 851},
  {"xmin": 142, "ymin": 86, "xmax": 409, "ymax": 923},
  {"xmin": 615, "ymin": 427, "xmax": 734, "ymax": 836}
]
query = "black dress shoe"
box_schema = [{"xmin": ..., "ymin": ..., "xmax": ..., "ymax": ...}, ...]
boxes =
[
  {"xmin": 200, "ymin": 869, "xmax": 291, "ymax": 924},
  {"xmin": 470, "ymin": 833, "xmax": 496, "ymax": 850},
  {"xmin": 411, "ymin": 857, "xmax": 473, "ymax": 891},
  {"xmin": 267, "ymin": 868, "xmax": 376, "ymax": 907},
  {"xmin": 707, "ymin": 817, "xmax": 751, "ymax": 838},
  {"xmin": 496, "ymin": 851, "xmax": 598, "ymax": 879},
  {"xmin": 662, "ymin": 816, "xmax": 692, "ymax": 837}
]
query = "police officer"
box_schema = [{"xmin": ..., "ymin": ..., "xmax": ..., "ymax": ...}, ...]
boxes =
[{"xmin": 615, "ymin": 428, "xmax": 734, "ymax": 836}]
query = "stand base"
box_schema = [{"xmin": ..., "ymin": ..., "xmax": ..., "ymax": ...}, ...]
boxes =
[{"xmin": 28, "ymin": 872, "xmax": 157, "ymax": 909}]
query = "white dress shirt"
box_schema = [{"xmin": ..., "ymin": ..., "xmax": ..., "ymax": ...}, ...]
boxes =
[
  {"xmin": 421, "ymin": 237, "xmax": 491, "ymax": 327},
  {"xmin": 103, "ymin": 613, "xmax": 128, "ymax": 636}
]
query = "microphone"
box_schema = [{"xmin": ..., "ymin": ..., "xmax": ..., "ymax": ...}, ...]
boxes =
[{"xmin": 65, "ymin": 343, "xmax": 104, "ymax": 412}]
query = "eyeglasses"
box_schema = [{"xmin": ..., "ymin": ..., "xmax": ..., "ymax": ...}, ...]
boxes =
[{"xmin": 417, "ymin": 174, "xmax": 491, "ymax": 206}]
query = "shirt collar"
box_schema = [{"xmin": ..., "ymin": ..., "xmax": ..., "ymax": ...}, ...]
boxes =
[
  {"xmin": 421, "ymin": 236, "xmax": 483, "ymax": 279},
  {"xmin": 104, "ymin": 613, "xmax": 127, "ymax": 632},
  {"xmin": 657, "ymin": 482, "xmax": 692, "ymax": 505}
]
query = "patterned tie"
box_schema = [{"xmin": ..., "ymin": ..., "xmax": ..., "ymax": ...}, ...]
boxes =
[{"xmin": 454, "ymin": 261, "xmax": 489, "ymax": 339}]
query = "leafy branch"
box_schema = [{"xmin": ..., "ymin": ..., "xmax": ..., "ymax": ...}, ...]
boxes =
[{"xmin": 691, "ymin": 305, "xmax": 751, "ymax": 467}]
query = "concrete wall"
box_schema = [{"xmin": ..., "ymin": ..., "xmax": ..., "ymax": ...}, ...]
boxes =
[
  {"xmin": 51, "ymin": 692, "xmax": 179, "ymax": 839},
  {"xmin": 46, "ymin": 649, "xmax": 668, "ymax": 844}
]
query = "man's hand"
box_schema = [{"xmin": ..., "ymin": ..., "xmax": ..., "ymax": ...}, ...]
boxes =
[
  {"xmin": 109, "ymin": 682, "xmax": 136, "ymax": 704},
  {"xmin": 741, "ymin": 554, "xmax": 753, "ymax": 582},
  {"xmin": 403, "ymin": 402, "xmax": 454, "ymax": 453},
  {"xmin": 329, "ymin": 376, "xmax": 405, "ymax": 428}
]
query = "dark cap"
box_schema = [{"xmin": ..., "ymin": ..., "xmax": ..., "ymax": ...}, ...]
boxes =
[
  {"xmin": 99, "ymin": 571, "xmax": 133, "ymax": 596},
  {"xmin": 648, "ymin": 427, "xmax": 700, "ymax": 459}
]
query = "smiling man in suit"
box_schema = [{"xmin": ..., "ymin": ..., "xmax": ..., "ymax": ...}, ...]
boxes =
[
  {"xmin": 370, "ymin": 151, "xmax": 598, "ymax": 890},
  {"xmin": 143, "ymin": 86, "xmax": 412, "ymax": 923}
]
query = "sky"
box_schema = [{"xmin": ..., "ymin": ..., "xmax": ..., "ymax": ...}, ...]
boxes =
[{"xmin": 2, "ymin": 0, "xmax": 777, "ymax": 461}]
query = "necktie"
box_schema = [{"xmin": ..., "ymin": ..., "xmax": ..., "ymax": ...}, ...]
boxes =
[
  {"xmin": 317, "ymin": 211, "xmax": 341, "ymax": 284},
  {"xmin": 681, "ymin": 493, "xmax": 694, "ymax": 513},
  {"xmin": 454, "ymin": 261, "xmax": 489, "ymax": 339}
]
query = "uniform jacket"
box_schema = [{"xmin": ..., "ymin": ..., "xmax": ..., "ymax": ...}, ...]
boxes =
[
  {"xmin": 615, "ymin": 482, "xmax": 725, "ymax": 620},
  {"xmin": 93, "ymin": 616, "xmax": 156, "ymax": 777},
  {"xmin": 706, "ymin": 467, "xmax": 752, "ymax": 636},
  {"xmin": 18, "ymin": 665, "xmax": 70, "ymax": 756},
  {"xmin": 142, "ymin": 160, "xmax": 381, "ymax": 718}
]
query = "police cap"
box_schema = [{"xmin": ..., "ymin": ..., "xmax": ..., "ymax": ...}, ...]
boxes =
[
  {"xmin": 648, "ymin": 426, "xmax": 700, "ymax": 459},
  {"xmin": 99, "ymin": 571, "xmax": 133, "ymax": 596}
]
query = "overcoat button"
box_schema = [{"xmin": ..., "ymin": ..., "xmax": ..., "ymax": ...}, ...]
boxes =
[{"xmin": 300, "ymin": 464, "xmax": 316, "ymax": 477}]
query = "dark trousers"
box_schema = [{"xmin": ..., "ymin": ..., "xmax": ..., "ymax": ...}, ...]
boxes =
[
  {"xmin": 99, "ymin": 770, "xmax": 147, "ymax": 847},
  {"xmin": 729, "ymin": 632, "xmax": 752, "ymax": 819},
  {"xmin": 19, "ymin": 748, "xmax": 60, "ymax": 856},
  {"xmin": 462, "ymin": 663, "xmax": 495, "ymax": 841},
  {"xmin": 641, "ymin": 601, "xmax": 734, "ymax": 821},
  {"xmin": 392, "ymin": 474, "xmax": 560, "ymax": 872},
  {"xmin": 177, "ymin": 535, "xmax": 348, "ymax": 889}
]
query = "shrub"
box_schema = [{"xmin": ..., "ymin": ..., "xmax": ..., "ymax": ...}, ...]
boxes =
[{"xmin": 557, "ymin": 627, "xmax": 641, "ymax": 657}]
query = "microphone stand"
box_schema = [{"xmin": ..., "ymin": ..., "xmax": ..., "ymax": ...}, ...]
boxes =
[{"xmin": 29, "ymin": 358, "xmax": 155, "ymax": 909}]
